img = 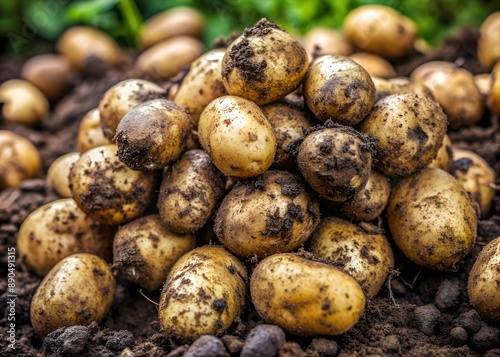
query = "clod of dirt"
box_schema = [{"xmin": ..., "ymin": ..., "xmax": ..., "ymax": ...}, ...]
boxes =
[
  {"xmin": 241, "ymin": 324, "xmax": 286, "ymax": 357},
  {"xmin": 104, "ymin": 330, "xmax": 134, "ymax": 351},
  {"xmin": 220, "ymin": 335, "xmax": 244, "ymax": 354},
  {"xmin": 453, "ymin": 310, "xmax": 482, "ymax": 335},
  {"xmin": 42, "ymin": 325, "xmax": 90, "ymax": 356},
  {"xmin": 183, "ymin": 335, "xmax": 229, "ymax": 357},
  {"xmin": 470, "ymin": 324, "xmax": 500, "ymax": 351},
  {"xmin": 279, "ymin": 342, "xmax": 306, "ymax": 357},
  {"xmin": 450, "ymin": 326, "xmax": 468, "ymax": 346},
  {"xmin": 306, "ymin": 337, "xmax": 339, "ymax": 356},
  {"xmin": 380, "ymin": 335, "xmax": 401, "ymax": 353},
  {"xmin": 435, "ymin": 278, "xmax": 463, "ymax": 310},
  {"xmin": 413, "ymin": 304, "xmax": 441, "ymax": 336}
]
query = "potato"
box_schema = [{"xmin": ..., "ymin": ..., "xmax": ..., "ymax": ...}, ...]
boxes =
[
  {"xmin": 115, "ymin": 99, "xmax": 192, "ymax": 170},
  {"xmin": 135, "ymin": 36, "xmax": 204, "ymax": 80},
  {"xmin": 303, "ymin": 55, "xmax": 376, "ymax": 126},
  {"xmin": 344, "ymin": 5, "xmax": 417, "ymax": 60},
  {"xmin": 159, "ymin": 246, "xmax": 248, "ymax": 342},
  {"xmin": 175, "ymin": 49, "xmax": 227, "ymax": 126},
  {"xmin": 349, "ymin": 52, "xmax": 396, "ymax": 79},
  {"xmin": 214, "ymin": 170, "xmax": 320, "ymax": 258},
  {"xmin": 339, "ymin": 170, "xmax": 390, "ymax": 221},
  {"xmin": 138, "ymin": 7, "xmax": 203, "ymax": 49},
  {"xmin": 488, "ymin": 63, "xmax": 500, "ymax": 116},
  {"xmin": 372, "ymin": 76, "xmax": 434, "ymax": 103},
  {"xmin": 478, "ymin": 11, "xmax": 500, "ymax": 70},
  {"xmin": 468, "ymin": 236, "xmax": 500, "ymax": 322},
  {"xmin": 387, "ymin": 168, "xmax": 477, "ymax": 270},
  {"xmin": 0, "ymin": 79, "xmax": 49, "ymax": 126},
  {"xmin": 297, "ymin": 124, "xmax": 374, "ymax": 202},
  {"xmin": 251, "ymin": 253, "xmax": 365, "ymax": 336},
  {"xmin": 158, "ymin": 150, "xmax": 226, "ymax": 233},
  {"xmin": 0, "ymin": 130, "xmax": 41, "ymax": 189},
  {"xmin": 221, "ymin": 19, "xmax": 309, "ymax": 105},
  {"xmin": 357, "ymin": 93, "xmax": 447, "ymax": 177},
  {"xmin": 46, "ymin": 152, "xmax": 80, "ymax": 198},
  {"xmin": 17, "ymin": 198, "xmax": 114, "ymax": 276},
  {"xmin": 474, "ymin": 73, "xmax": 492, "ymax": 99},
  {"xmin": 302, "ymin": 27, "xmax": 353, "ymax": 60},
  {"xmin": 428, "ymin": 134, "xmax": 453, "ymax": 172},
  {"xmin": 198, "ymin": 95, "xmax": 276, "ymax": 178},
  {"xmin": 451, "ymin": 148, "xmax": 496, "ymax": 218},
  {"xmin": 77, "ymin": 108, "xmax": 112, "ymax": 153},
  {"xmin": 69, "ymin": 144, "xmax": 156, "ymax": 225},
  {"xmin": 113, "ymin": 214, "xmax": 196, "ymax": 291},
  {"xmin": 31, "ymin": 253, "xmax": 115, "ymax": 338},
  {"xmin": 310, "ymin": 217, "xmax": 394, "ymax": 297}
]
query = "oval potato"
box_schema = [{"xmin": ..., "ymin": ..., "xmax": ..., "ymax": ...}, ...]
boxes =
[
  {"xmin": 46, "ymin": 152, "xmax": 80, "ymax": 198},
  {"xmin": 0, "ymin": 79, "xmax": 49, "ymax": 126}
]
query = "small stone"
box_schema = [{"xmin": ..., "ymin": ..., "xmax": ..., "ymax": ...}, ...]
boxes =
[
  {"xmin": 183, "ymin": 335, "xmax": 229, "ymax": 357},
  {"xmin": 450, "ymin": 326, "xmax": 468, "ymax": 346},
  {"xmin": 307, "ymin": 338, "xmax": 338, "ymax": 356},
  {"xmin": 242, "ymin": 324, "xmax": 286, "ymax": 357},
  {"xmin": 470, "ymin": 324, "xmax": 500, "ymax": 351},
  {"xmin": 414, "ymin": 304, "xmax": 441, "ymax": 336},
  {"xmin": 381, "ymin": 335, "xmax": 400, "ymax": 352},
  {"xmin": 390, "ymin": 279, "xmax": 407, "ymax": 296},
  {"xmin": 453, "ymin": 310, "xmax": 482, "ymax": 334},
  {"xmin": 435, "ymin": 279, "xmax": 462, "ymax": 310}
]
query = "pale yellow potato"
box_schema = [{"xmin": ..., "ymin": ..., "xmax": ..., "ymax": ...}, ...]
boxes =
[
  {"xmin": 251, "ymin": 253, "xmax": 365, "ymax": 336},
  {"xmin": 198, "ymin": 95, "xmax": 276, "ymax": 178},
  {"xmin": 349, "ymin": 52, "xmax": 396, "ymax": 78},
  {"xmin": 77, "ymin": 108, "xmax": 112, "ymax": 153},
  {"xmin": 302, "ymin": 27, "xmax": 353, "ymax": 61},
  {"xmin": 428, "ymin": 134, "xmax": 453, "ymax": 172},
  {"xmin": 488, "ymin": 63, "xmax": 500, "ymax": 116},
  {"xmin": 113, "ymin": 214, "xmax": 196, "ymax": 291},
  {"xmin": 387, "ymin": 168, "xmax": 477, "ymax": 270},
  {"xmin": 159, "ymin": 246, "xmax": 248, "ymax": 342},
  {"xmin": 17, "ymin": 198, "xmax": 114, "ymax": 277},
  {"xmin": 46, "ymin": 152, "xmax": 80, "ymax": 198},
  {"xmin": 0, "ymin": 79, "xmax": 49, "ymax": 126},
  {"xmin": 372, "ymin": 77, "xmax": 434, "ymax": 103},
  {"xmin": 478, "ymin": 11, "xmax": 500, "ymax": 70},
  {"xmin": 31, "ymin": 253, "xmax": 115, "ymax": 338},
  {"xmin": 474, "ymin": 73, "xmax": 492, "ymax": 99}
]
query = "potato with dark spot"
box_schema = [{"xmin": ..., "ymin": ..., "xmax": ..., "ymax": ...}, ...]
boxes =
[
  {"xmin": 302, "ymin": 27, "xmax": 353, "ymax": 60},
  {"xmin": 77, "ymin": 108, "xmax": 112, "ymax": 153},
  {"xmin": 0, "ymin": 79, "xmax": 49, "ymax": 126},
  {"xmin": 478, "ymin": 12, "xmax": 500, "ymax": 71},
  {"xmin": 303, "ymin": 55, "xmax": 375, "ymax": 126},
  {"xmin": 349, "ymin": 52, "xmax": 396, "ymax": 79},
  {"xmin": 214, "ymin": 170, "xmax": 320, "ymax": 258},
  {"xmin": 387, "ymin": 168, "xmax": 477, "ymax": 270},
  {"xmin": 428, "ymin": 135, "xmax": 453, "ymax": 172},
  {"xmin": 46, "ymin": 152, "xmax": 80, "ymax": 198},
  {"xmin": 113, "ymin": 214, "xmax": 196, "ymax": 291},
  {"xmin": 159, "ymin": 246, "xmax": 248, "ymax": 342}
]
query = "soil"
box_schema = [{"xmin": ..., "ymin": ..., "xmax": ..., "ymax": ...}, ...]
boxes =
[{"xmin": 1, "ymin": 28, "xmax": 500, "ymax": 357}]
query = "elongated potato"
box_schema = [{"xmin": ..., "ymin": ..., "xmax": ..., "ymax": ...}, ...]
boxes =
[
  {"xmin": 251, "ymin": 253, "xmax": 365, "ymax": 336},
  {"xmin": 159, "ymin": 246, "xmax": 248, "ymax": 342}
]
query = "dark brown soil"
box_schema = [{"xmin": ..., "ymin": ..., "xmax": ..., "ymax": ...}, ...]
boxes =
[{"xmin": 1, "ymin": 28, "xmax": 500, "ymax": 357}]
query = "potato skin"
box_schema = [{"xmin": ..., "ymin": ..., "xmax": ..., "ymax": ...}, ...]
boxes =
[
  {"xmin": 251, "ymin": 253, "xmax": 365, "ymax": 336},
  {"xmin": 77, "ymin": 108, "xmax": 112, "ymax": 153},
  {"xmin": 302, "ymin": 27, "xmax": 353, "ymax": 60},
  {"xmin": 478, "ymin": 12, "xmax": 500, "ymax": 70},
  {"xmin": 0, "ymin": 79, "xmax": 49, "ymax": 126},
  {"xmin": 349, "ymin": 52, "xmax": 396, "ymax": 79},
  {"xmin": 428, "ymin": 134, "xmax": 453, "ymax": 172},
  {"xmin": 387, "ymin": 168, "xmax": 477, "ymax": 270},
  {"xmin": 31, "ymin": 253, "xmax": 115, "ymax": 339},
  {"xmin": 159, "ymin": 246, "xmax": 248, "ymax": 342},
  {"xmin": 46, "ymin": 152, "xmax": 80, "ymax": 198}
]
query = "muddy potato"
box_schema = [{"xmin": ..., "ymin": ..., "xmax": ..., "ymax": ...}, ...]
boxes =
[
  {"xmin": 488, "ymin": 63, "xmax": 500, "ymax": 116},
  {"xmin": 310, "ymin": 217, "xmax": 394, "ymax": 297},
  {"xmin": 214, "ymin": 170, "xmax": 320, "ymax": 258},
  {"xmin": 115, "ymin": 99, "xmax": 192, "ymax": 170},
  {"xmin": 0, "ymin": 79, "xmax": 49, "ymax": 126},
  {"xmin": 478, "ymin": 12, "xmax": 500, "ymax": 70},
  {"xmin": 77, "ymin": 108, "xmax": 112, "ymax": 152},
  {"xmin": 198, "ymin": 95, "xmax": 276, "ymax": 178},
  {"xmin": 251, "ymin": 253, "xmax": 365, "ymax": 336},
  {"xmin": 0, "ymin": 130, "xmax": 41, "ymax": 189},
  {"xmin": 221, "ymin": 19, "xmax": 309, "ymax": 105},
  {"xmin": 46, "ymin": 152, "xmax": 80, "ymax": 197},
  {"xmin": 357, "ymin": 93, "xmax": 447, "ymax": 177},
  {"xmin": 428, "ymin": 134, "xmax": 453, "ymax": 172},
  {"xmin": 31, "ymin": 253, "xmax": 115, "ymax": 339},
  {"xmin": 159, "ymin": 246, "xmax": 248, "ymax": 342},
  {"xmin": 387, "ymin": 168, "xmax": 477, "ymax": 270},
  {"xmin": 113, "ymin": 214, "xmax": 196, "ymax": 291},
  {"xmin": 304, "ymin": 55, "xmax": 376, "ymax": 125},
  {"xmin": 349, "ymin": 52, "xmax": 396, "ymax": 79},
  {"xmin": 158, "ymin": 150, "xmax": 226, "ymax": 233},
  {"xmin": 302, "ymin": 27, "xmax": 353, "ymax": 60},
  {"xmin": 69, "ymin": 144, "xmax": 156, "ymax": 225},
  {"xmin": 468, "ymin": 236, "xmax": 500, "ymax": 322},
  {"xmin": 17, "ymin": 198, "xmax": 114, "ymax": 276}
]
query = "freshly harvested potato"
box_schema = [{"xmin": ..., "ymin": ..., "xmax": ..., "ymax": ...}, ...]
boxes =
[
  {"xmin": 198, "ymin": 95, "xmax": 276, "ymax": 178},
  {"xmin": 115, "ymin": 99, "xmax": 192, "ymax": 170},
  {"xmin": 175, "ymin": 49, "xmax": 227, "ymax": 126},
  {"xmin": 297, "ymin": 124, "xmax": 374, "ymax": 202},
  {"xmin": 113, "ymin": 214, "xmax": 196, "ymax": 291},
  {"xmin": 372, "ymin": 77, "xmax": 433, "ymax": 103},
  {"xmin": 17, "ymin": 198, "xmax": 114, "ymax": 276},
  {"xmin": 135, "ymin": 36, "xmax": 204, "ymax": 80},
  {"xmin": 69, "ymin": 144, "xmax": 156, "ymax": 225},
  {"xmin": 468, "ymin": 236, "xmax": 500, "ymax": 322},
  {"xmin": 387, "ymin": 168, "xmax": 477, "ymax": 270},
  {"xmin": 138, "ymin": 7, "xmax": 203, "ymax": 49},
  {"xmin": 251, "ymin": 253, "xmax": 365, "ymax": 336},
  {"xmin": 98, "ymin": 79, "xmax": 165, "ymax": 140},
  {"xmin": 302, "ymin": 27, "xmax": 353, "ymax": 60},
  {"xmin": 349, "ymin": 52, "xmax": 396, "ymax": 79},
  {"xmin": 77, "ymin": 108, "xmax": 112, "ymax": 153},
  {"xmin": 478, "ymin": 12, "xmax": 500, "ymax": 70},
  {"xmin": 451, "ymin": 148, "xmax": 496, "ymax": 218},
  {"xmin": 310, "ymin": 217, "xmax": 394, "ymax": 297},
  {"xmin": 0, "ymin": 79, "xmax": 49, "ymax": 126},
  {"xmin": 339, "ymin": 170, "xmax": 390, "ymax": 221},
  {"xmin": 343, "ymin": 5, "xmax": 417, "ymax": 60},
  {"xmin": 46, "ymin": 152, "xmax": 80, "ymax": 197},
  {"xmin": 31, "ymin": 253, "xmax": 115, "ymax": 338},
  {"xmin": 0, "ymin": 130, "xmax": 41, "ymax": 189},
  {"xmin": 474, "ymin": 73, "xmax": 492, "ymax": 99},
  {"xmin": 214, "ymin": 170, "xmax": 320, "ymax": 258},
  {"xmin": 428, "ymin": 135, "xmax": 453, "ymax": 172},
  {"xmin": 221, "ymin": 19, "xmax": 309, "ymax": 105},
  {"xmin": 304, "ymin": 55, "xmax": 376, "ymax": 125},
  {"xmin": 158, "ymin": 150, "xmax": 226, "ymax": 233},
  {"xmin": 159, "ymin": 246, "xmax": 248, "ymax": 342},
  {"xmin": 357, "ymin": 93, "xmax": 447, "ymax": 177},
  {"xmin": 488, "ymin": 63, "xmax": 500, "ymax": 116},
  {"xmin": 21, "ymin": 54, "xmax": 72, "ymax": 100}
]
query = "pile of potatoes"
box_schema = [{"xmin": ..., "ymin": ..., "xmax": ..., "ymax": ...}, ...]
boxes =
[{"xmin": 2, "ymin": 5, "xmax": 500, "ymax": 345}]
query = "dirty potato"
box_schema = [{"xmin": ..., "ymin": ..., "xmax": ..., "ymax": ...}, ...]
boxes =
[
  {"xmin": 46, "ymin": 152, "xmax": 80, "ymax": 198},
  {"xmin": 428, "ymin": 135, "xmax": 453, "ymax": 172}
]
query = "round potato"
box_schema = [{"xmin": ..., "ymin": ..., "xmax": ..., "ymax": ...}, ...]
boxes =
[
  {"xmin": 478, "ymin": 11, "xmax": 500, "ymax": 70},
  {"xmin": 159, "ymin": 246, "xmax": 248, "ymax": 342},
  {"xmin": 214, "ymin": 170, "xmax": 320, "ymax": 258},
  {"xmin": 31, "ymin": 253, "xmax": 115, "ymax": 339},
  {"xmin": 387, "ymin": 168, "xmax": 477, "ymax": 270},
  {"xmin": 349, "ymin": 52, "xmax": 396, "ymax": 79},
  {"xmin": 77, "ymin": 108, "xmax": 112, "ymax": 153},
  {"xmin": 46, "ymin": 152, "xmax": 80, "ymax": 198},
  {"xmin": 251, "ymin": 253, "xmax": 365, "ymax": 336},
  {"xmin": 302, "ymin": 27, "xmax": 353, "ymax": 60},
  {"xmin": 113, "ymin": 214, "xmax": 196, "ymax": 291},
  {"xmin": 0, "ymin": 79, "xmax": 49, "ymax": 126},
  {"xmin": 428, "ymin": 134, "xmax": 453, "ymax": 172}
]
